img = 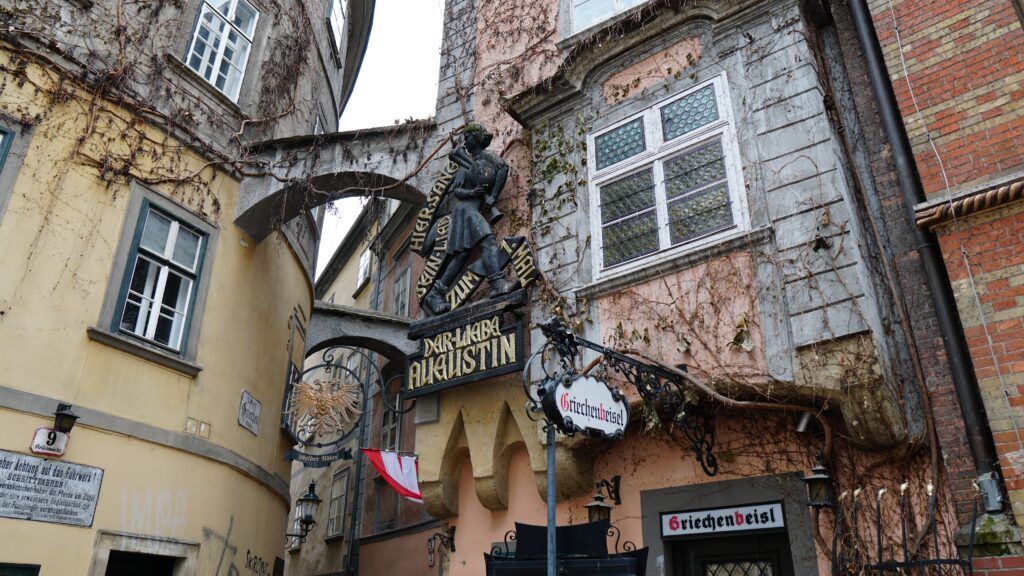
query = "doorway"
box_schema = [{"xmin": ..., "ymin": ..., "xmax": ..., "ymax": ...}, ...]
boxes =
[
  {"xmin": 104, "ymin": 551, "xmax": 176, "ymax": 576},
  {"xmin": 672, "ymin": 532, "xmax": 795, "ymax": 576}
]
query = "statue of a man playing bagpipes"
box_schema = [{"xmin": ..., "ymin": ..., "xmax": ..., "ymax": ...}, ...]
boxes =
[{"xmin": 421, "ymin": 123, "xmax": 519, "ymax": 315}]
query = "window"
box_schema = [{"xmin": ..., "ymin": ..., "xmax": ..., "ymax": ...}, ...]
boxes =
[
  {"xmin": 380, "ymin": 386, "xmax": 399, "ymax": 451},
  {"xmin": 345, "ymin": 352, "xmax": 363, "ymax": 383},
  {"xmin": 357, "ymin": 248, "xmax": 372, "ymax": 287},
  {"xmin": 572, "ymin": 0, "xmax": 647, "ymax": 33},
  {"xmin": 185, "ymin": 0, "xmax": 259, "ymax": 101},
  {"xmin": 588, "ymin": 75, "xmax": 744, "ymax": 275},
  {"xmin": 113, "ymin": 206, "xmax": 207, "ymax": 352},
  {"xmin": 392, "ymin": 266, "xmax": 410, "ymax": 317},
  {"xmin": 326, "ymin": 469, "xmax": 350, "ymax": 538},
  {"xmin": 329, "ymin": 0, "xmax": 347, "ymax": 56},
  {"xmin": 0, "ymin": 125, "xmax": 12, "ymax": 173}
]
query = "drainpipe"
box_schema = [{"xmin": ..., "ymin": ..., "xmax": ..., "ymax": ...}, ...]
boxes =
[{"xmin": 847, "ymin": 0, "xmax": 1003, "ymax": 513}]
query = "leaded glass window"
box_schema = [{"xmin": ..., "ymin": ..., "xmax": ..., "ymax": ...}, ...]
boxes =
[
  {"xmin": 589, "ymin": 76, "xmax": 743, "ymax": 272},
  {"xmin": 662, "ymin": 84, "xmax": 719, "ymax": 141},
  {"xmin": 594, "ymin": 118, "xmax": 645, "ymax": 170},
  {"xmin": 185, "ymin": 0, "xmax": 258, "ymax": 101}
]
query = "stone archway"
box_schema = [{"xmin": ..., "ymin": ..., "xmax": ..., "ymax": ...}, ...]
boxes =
[
  {"xmin": 234, "ymin": 120, "xmax": 441, "ymax": 241},
  {"xmin": 306, "ymin": 301, "xmax": 418, "ymax": 371}
]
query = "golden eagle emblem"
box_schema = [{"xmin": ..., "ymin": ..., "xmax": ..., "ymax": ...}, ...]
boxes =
[{"xmin": 285, "ymin": 376, "xmax": 362, "ymax": 439}]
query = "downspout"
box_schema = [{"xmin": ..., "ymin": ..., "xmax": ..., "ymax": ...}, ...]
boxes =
[{"xmin": 847, "ymin": 0, "xmax": 1003, "ymax": 513}]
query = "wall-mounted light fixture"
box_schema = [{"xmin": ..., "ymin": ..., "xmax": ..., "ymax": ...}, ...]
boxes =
[
  {"xmin": 54, "ymin": 403, "xmax": 79, "ymax": 434},
  {"xmin": 802, "ymin": 454, "xmax": 834, "ymax": 509},
  {"xmin": 584, "ymin": 475, "xmax": 621, "ymax": 523},
  {"xmin": 286, "ymin": 482, "xmax": 322, "ymax": 544},
  {"xmin": 427, "ymin": 526, "xmax": 455, "ymax": 567}
]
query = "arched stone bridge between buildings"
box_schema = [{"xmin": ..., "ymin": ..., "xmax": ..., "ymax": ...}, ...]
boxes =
[{"xmin": 233, "ymin": 119, "xmax": 440, "ymax": 241}]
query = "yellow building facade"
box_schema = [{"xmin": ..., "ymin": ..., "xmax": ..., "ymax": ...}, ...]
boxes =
[{"xmin": 0, "ymin": 0, "xmax": 372, "ymax": 572}]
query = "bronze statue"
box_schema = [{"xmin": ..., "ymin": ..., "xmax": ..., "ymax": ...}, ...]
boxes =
[{"xmin": 421, "ymin": 124, "xmax": 518, "ymax": 315}]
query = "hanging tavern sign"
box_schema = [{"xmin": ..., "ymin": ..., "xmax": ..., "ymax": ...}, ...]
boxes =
[
  {"xmin": 541, "ymin": 374, "xmax": 629, "ymax": 439},
  {"xmin": 282, "ymin": 347, "xmax": 368, "ymax": 467},
  {"xmin": 405, "ymin": 123, "xmax": 536, "ymax": 398},
  {"xmin": 406, "ymin": 305, "xmax": 525, "ymax": 397}
]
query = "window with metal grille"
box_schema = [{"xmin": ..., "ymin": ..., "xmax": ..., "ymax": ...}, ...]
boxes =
[
  {"xmin": 184, "ymin": 0, "xmax": 258, "ymax": 101},
  {"xmin": 588, "ymin": 75, "xmax": 745, "ymax": 275},
  {"xmin": 115, "ymin": 206, "xmax": 206, "ymax": 352},
  {"xmin": 702, "ymin": 561, "xmax": 774, "ymax": 576},
  {"xmin": 571, "ymin": 0, "xmax": 648, "ymax": 34},
  {"xmin": 326, "ymin": 469, "xmax": 349, "ymax": 538}
]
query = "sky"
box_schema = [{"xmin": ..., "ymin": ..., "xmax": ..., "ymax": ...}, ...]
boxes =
[{"xmin": 315, "ymin": 0, "xmax": 445, "ymax": 279}]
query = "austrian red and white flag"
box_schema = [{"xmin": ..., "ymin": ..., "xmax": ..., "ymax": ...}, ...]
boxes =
[{"xmin": 362, "ymin": 449, "xmax": 423, "ymax": 503}]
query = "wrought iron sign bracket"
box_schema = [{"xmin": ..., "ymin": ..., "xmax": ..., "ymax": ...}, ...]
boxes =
[
  {"xmin": 427, "ymin": 526, "xmax": 456, "ymax": 567},
  {"xmin": 537, "ymin": 317, "xmax": 718, "ymax": 476}
]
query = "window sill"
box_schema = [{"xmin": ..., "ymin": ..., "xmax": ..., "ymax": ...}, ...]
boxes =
[
  {"xmin": 324, "ymin": 533, "xmax": 345, "ymax": 544},
  {"xmin": 161, "ymin": 53, "xmax": 244, "ymax": 119},
  {"xmin": 87, "ymin": 327, "xmax": 203, "ymax": 378},
  {"xmin": 576, "ymin": 226, "xmax": 772, "ymax": 300},
  {"xmin": 351, "ymin": 277, "xmax": 370, "ymax": 299}
]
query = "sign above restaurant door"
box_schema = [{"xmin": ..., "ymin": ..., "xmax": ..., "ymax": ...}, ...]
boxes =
[{"xmin": 660, "ymin": 502, "xmax": 785, "ymax": 538}]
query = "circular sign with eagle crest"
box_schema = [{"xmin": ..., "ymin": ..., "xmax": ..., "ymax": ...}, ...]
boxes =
[{"xmin": 283, "ymin": 346, "xmax": 373, "ymax": 466}]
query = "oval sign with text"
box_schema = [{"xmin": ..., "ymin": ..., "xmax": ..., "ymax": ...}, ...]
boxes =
[{"xmin": 542, "ymin": 375, "xmax": 628, "ymax": 439}]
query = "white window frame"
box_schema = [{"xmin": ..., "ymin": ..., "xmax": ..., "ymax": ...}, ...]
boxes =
[
  {"xmin": 586, "ymin": 74, "xmax": 748, "ymax": 280},
  {"xmin": 115, "ymin": 205, "xmax": 206, "ymax": 353},
  {"xmin": 326, "ymin": 469, "xmax": 350, "ymax": 538},
  {"xmin": 357, "ymin": 248, "xmax": 372, "ymax": 286},
  {"xmin": 328, "ymin": 0, "xmax": 347, "ymax": 57},
  {"xmin": 392, "ymin": 266, "xmax": 410, "ymax": 317},
  {"xmin": 571, "ymin": 0, "xmax": 649, "ymax": 34},
  {"xmin": 184, "ymin": 0, "xmax": 259, "ymax": 101}
]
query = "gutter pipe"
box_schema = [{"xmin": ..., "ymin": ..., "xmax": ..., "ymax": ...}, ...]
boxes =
[{"xmin": 847, "ymin": 0, "xmax": 1003, "ymax": 513}]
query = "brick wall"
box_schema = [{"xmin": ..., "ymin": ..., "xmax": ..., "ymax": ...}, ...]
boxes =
[
  {"xmin": 868, "ymin": 0, "xmax": 1024, "ymax": 198},
  {"xmin": 829, "ymin": 0, "xmax": 984, "ymax": 526},
  {"xmin": 974, "ymin": 554, "xmax": 1024, "ymax": 575},
  {"xmin": 938, "ymin": 202, "xmax": 1024, "ymax": 524}
]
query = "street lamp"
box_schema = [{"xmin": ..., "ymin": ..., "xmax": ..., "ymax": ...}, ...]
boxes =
[
  {"xmin": 584, "ymin": 491, "xmax": 614, "ymax": 523},
  {"xmin": 802, "ymin": 457, "xmax": 835, "ymax": 509},
  {"xmin": 53, "ymin": 403, "xmax": 80, "ymax": 434},
  {"xmin": 287, "ymin": 482, "xmax": 322, "ymax": 543}
]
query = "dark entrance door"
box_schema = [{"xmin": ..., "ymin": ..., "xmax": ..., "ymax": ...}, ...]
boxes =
[
  {"xmin": 673, "ymin": 532, "xmax": 795, "ymax": 576},
  {"xmin": 104, "ymin": 551, "xmax": 175, "ymax": 576}
]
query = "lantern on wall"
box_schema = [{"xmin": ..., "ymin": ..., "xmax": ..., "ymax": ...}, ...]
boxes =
[{"xmin": 802, "ymin": 458, "xmax": 835, "ymax": 509}]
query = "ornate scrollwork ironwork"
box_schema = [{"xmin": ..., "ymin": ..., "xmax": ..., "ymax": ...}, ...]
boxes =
[
  {"xmin": 676, "ymin": 404, "xmax": 718, "ymax": 476},
  {"xmin": 606, "ymin": 525, "xmax": 637, "ymax": 554},
  {"xmin": 536, "ymin": 317, "xmax": 719, "ymax": 476},
  {"xmin": 490, "ymin": 529, "xmax": 517, "ymax": 558}
]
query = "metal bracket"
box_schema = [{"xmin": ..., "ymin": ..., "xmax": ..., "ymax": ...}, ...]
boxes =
[
  {"xmin": 427, "ymin": 526, "xmax": 456, "ymax": 567},
  {"xmin": 537, "ymin": 317, "xmax": 718, "ymax": 476}
]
